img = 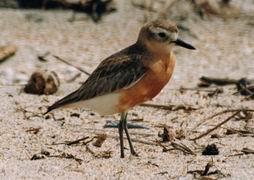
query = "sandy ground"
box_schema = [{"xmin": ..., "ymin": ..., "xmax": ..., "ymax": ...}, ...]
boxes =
[{"xmin": 0, "ymin": 0, "xmax": 254, "ymax": 179}]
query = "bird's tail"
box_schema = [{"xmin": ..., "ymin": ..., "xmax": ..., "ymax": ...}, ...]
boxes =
[{"xmin": 44, "ymin": 90, "xmax": 80, "ymax": 115}]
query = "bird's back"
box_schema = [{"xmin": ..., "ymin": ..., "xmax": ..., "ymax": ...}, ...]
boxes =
[{"xmin": 45, "ymin": 44, "xmax": 148, "ymax": 114}]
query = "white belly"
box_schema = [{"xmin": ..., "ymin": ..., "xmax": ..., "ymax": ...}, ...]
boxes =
[{"xmin": 62, "ymin": 92, "xmax": 121, "ymax": 115}]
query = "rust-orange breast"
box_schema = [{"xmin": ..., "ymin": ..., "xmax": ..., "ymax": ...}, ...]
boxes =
[{"xmin": 117, "ymin": 53, "xmax": 176, "ymax": 112}]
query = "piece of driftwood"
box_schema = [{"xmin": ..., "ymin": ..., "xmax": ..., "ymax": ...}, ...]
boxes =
[
  {"xmin": 19, "ymin": 0, "xmax": 116, "ymax": 22},
  {"xmin": 198, "ymin": 76, "xmax": 238, "ymax": 87},
  {"xmin": 0, "ymin": 45, "xmax": 17, "ymax": 63}
]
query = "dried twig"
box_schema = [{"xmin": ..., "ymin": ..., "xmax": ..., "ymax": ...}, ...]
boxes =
[
  {"xmin": 65, "ymin": 136, "xmax": 90, "ymax": 146},
  {"xmin": 156, "ymin": 140, "xmax": 195, "ymax": 155},
  {"xmin": 25, "ymin": 127, "xmax": 41, "ymax": 134},
  {"xmin": 198, "ymin": 76, "xmax": 254, "ymax": 97},
  {"xmin": 66, "ymin": 73, "xmax": 81, "ymax": 83},
  {"xmin": 241, "ymin": 148, "xmax": 254, "ymax": 154},
  {"xmin": 15, "ymin": 103, "xmax": 45, "ymax": 120},
  {"xmin": 198, "ymin": 76, "xmax": 238, "ymax": 87},
  {"xmin": 156, "ymin": 141, "xmax": 174, "ymax": 152},
  {"xmin": 31, "ymin": 150, "xmax": 82, "ymax": 164},
  {"xmin": 191, "ymin": 111, "xmax": 241, "ymax": 140},
  {"xmin": 140, "ymin": 103, "xmax": 198, "ymax": 112},
  {"xmin": 192, "ymin": 109, "xmax": 254, "ymax": 131},
  {"xmin": 52, "ymin": 136, "xmax": 91, "ymax": 145},
  {"xmin": 224, "ymin": 127, "xmax": 254, "ymax": 136},
  {"xmin": 53, "ymin": 55, "xmax": 91, "ymax": 76},
  {"xmin": 180, "ymin": 86, "xmax": 224, "ymax": 92},
  {"xmin": 50, "ymin": 152, "xmax": 83, "ymax": 164},
  {"xmin": 187, "ymin": 161, "xmax": 214, "ymax": 176},
  {"xmin": 228, "ymin": 148, "xmax": 254, "ymax": 157},
  {"xmin": 38, "ymin": 51, "xmax": 50, "ymax": 62},
  {"xmin": 171, "ymin": 142, "xmax": 196, "ymax": 155}
]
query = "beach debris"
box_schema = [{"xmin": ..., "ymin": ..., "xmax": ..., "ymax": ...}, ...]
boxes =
[
  {"xmin": 70, "ymin": 112, "xmax": 80, "ymax": 118},
  {"xmin": 140, "ymin": 103, "xmax": 198, "ymax": 112},
  {"xmin": 0, "ymin": 45, "xmax": 17, "ymax": 63},
  {"xmin": 236, "ymin": 78, "xmax": 254, "ymax": 98},
  {"xmin": 52, "ymin": 136, "xmax": 90, "ymax": 146},
  {"xmin": 31, "ymin": 150, "xmax": 82, "ymax": 164},
  {"xmin": 18, "ymin": 0, "xmax": 117, "ymax": 22},
  {"xmin": 202, "ymin": 144, "xmax": 219, "ymax": 155},
  {"xmin": 187, "ymin": 160, "xmax": 227, "ymax": 179},
  {"xmin": 175, "ymin": 129, "xmax": 186, "ymax": 140},
  {"xmin": 24, "ymin": 69, "xmax": 60, "ymax": 95},
  {"xmin": 171, "ymin": 142, "xmax": 195, "ymax": 155},
  {"xmin": 25, "ymin": 127, "xmax": 41, "ymax": 134},
  {"xmin": 191, "ymin": 111, "xmax": 241, "ymax": 140},
  {"xmin": 30, "ymin": 154, "xmax": 45, "ymax": 160},
  {"xmin": 241, "ymin": 147, "xmax": 254, "ymax": 155},
  {"xmin": 158, "ymin": 126, "xmax": 175, "ymax": 142},
  {"xmin": 187, "ymin": 161, "xmax": 213, "ymax": 176},
  {"xmin": 93, "ymin": 133, "xmax": 107, "ymax": 147},
  {"xmin": 207, "ymin": 88, "xmax": 223, "ymax": 97},
  {"xmin": 198, "ymin": 76, "xmax": 254, "ymax": 98},
  {"xmin": 38, "ymin": 51, "xmax": 50, "ymax": 62},
  {"xmin": 198, "ymin": 76, "xmax": 238, "ymax": 87}
]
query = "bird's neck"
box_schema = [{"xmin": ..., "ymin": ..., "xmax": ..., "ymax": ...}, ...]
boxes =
[{"xmin": 131, "ymin": 42, "xmax": 175, "ymax": 73}]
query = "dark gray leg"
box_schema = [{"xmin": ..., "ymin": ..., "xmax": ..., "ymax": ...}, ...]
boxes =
[
  {"xmin": 118, "ymin": 113, "xmax": 125, "ymax": 158},
  {"xmin": 122, "ymin": 112, "xmax": 138, "ymax": 156}
]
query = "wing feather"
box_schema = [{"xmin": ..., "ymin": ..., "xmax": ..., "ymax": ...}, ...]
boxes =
[{"xmin": 46, "ymin": 52, "xmax": 147, "ymax": 113}]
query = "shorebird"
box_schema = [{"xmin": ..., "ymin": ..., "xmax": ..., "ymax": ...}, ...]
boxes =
[{"xmin": 45, "ymin": 20, "xmax": 195, "ymax": 158}]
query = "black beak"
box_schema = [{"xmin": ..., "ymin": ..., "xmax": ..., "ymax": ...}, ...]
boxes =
[{"xmin": 174, "ymin": 38, "xmax": 196, "ymax": 50}]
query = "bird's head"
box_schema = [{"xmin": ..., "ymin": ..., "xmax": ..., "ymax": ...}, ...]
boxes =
[{"xmin": 138, "ymin": 20, "xmax": 195, "ymax": 55}]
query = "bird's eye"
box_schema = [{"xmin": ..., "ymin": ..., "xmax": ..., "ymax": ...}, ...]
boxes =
[{"xmin": 158, "ymin": 32, "xmax": 167, "ymax": 38}]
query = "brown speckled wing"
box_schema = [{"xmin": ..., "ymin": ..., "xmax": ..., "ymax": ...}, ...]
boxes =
[{"xmin": 46, "ymin": 51, "xmax": 147, "ymax": 113}]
